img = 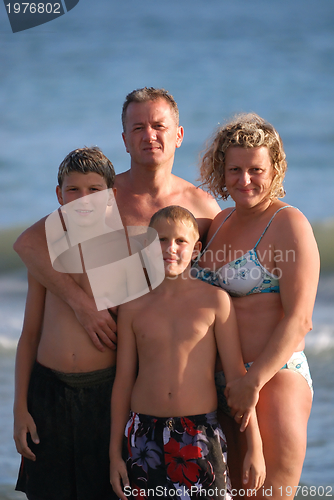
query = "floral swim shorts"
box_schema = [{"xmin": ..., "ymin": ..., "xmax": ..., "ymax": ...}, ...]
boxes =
[{"xmin": 124, "ymin": 411, "xmax": 232, "ymax": 499}]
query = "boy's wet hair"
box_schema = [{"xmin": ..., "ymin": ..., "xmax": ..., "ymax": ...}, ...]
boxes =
[
  {"xmin": 149, "ymin": 206, "xmax": 199, "ymax": 240},
  {"xmin": 122, "ymin": 87, "xmax": 179, "ymax": 131},
  {"xmin": 57, "ymin": 147, "xmax": 115, "ymax": 188}
]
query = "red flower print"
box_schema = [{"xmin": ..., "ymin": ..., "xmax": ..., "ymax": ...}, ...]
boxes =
[
  {"xmin": 181, "ymin": 418, "xmax": 202, "ymax": 436},
  {"xmin": 164, "ymin": 438, "xmax": 202, "ymax": 489}
]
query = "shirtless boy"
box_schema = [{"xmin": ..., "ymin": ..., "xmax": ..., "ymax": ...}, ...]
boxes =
[
  {"xmin": 109, "ymin": 206, "xmax": 265, "ymax": 500},
  {"xmin": 14, "ymin": 147, "xmax": 118, "ymax": 500}
]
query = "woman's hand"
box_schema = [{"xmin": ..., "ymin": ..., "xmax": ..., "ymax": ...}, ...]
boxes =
[{"xmin": 225, "ymin": 376, "xmax": 260, "ymax": 430}]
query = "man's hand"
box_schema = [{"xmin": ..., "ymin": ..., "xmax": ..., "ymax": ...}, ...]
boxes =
[{"xmin": 73, "ymin": 296, "xmax": 118, "ymax": 351}]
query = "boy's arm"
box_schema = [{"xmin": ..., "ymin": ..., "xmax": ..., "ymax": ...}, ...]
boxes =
[
  {"xmin": 214, "ymin": 291, "xmax": 266, "ymax": 490},
  {"xmin": 109, "ymin": 303, "xmax": 138, "ymax": 500},
  {"xmin": 14, "ymin": 218, "xmax": 117, "ymax": 351},
  {"xmin": 13, "ymin": 273, "xmax": 46, "ymax": 461},
  {"xmin": 214, "ymin": 290, "xmax": 260, "ymax": 430},
  {"xmin": 242, "ymin": 411, "xmax": 266, "ymax": 491},
  {"xmin": 240, "ymin": 411, "xmax": 266, "ymax": 491}
]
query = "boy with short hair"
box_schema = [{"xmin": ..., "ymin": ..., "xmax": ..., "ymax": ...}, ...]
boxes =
[
  {"xmin": 14, "ymin": 147, "xmax": 119, "ymax": 500},
  {"xmin": 110, "ymin": 206, "xmax": 265, "ymax": 500}
]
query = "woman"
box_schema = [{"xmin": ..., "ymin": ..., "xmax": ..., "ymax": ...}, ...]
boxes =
[{"xmin": 192, "ymin": 113, "xmax": 319, "ymax": 499}]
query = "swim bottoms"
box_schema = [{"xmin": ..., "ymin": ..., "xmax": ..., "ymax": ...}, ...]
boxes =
[
  {"xmin": 124, "ymin": 410, "xmax": 232, "ymax": 500},
  {"xmin": 16, "ymin": 361, "xmax": 117, "ymax": 500},
  {"xmin": 215, "ymin": 351, "xmax": 313, "ymax": 415}
]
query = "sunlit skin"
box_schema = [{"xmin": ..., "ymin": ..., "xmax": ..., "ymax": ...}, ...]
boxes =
[
  {"xmin": 122, "ymin": 99, "xmax": 184, "ymax": 171},
  {"xmin": 13, "ymin": 99, "xmax": 220, "ymax": 352},
  {"xmin": 114, "ymin": 98, "xmax": 220, "ymax": 234},
  {"xmin": 152, "ymin": 218, "xmax": 201, "ymax": 278},
  {"xmin": 56, "ymin": 172, "xmax": 115, "ymax": 235},
  {"xmin": 55, "ymin": 172, "xmax": 117, "ymax": 247},
  {"xmin": 110, "ymin": 216, "xmax": 266, "ymax": 500},
  {"xmin": 13, "ymin": 172, "xmax": 118, "ymax": 464},
  {"xmin": 56, "ymin": 171, "xmax": 109, "ymax": 205},
  {"xmin": 200, "ymin": 145, "xmax": 319, "ymax": 499},
  {"xmin": 224, "ymin": 147, "xmax": 274, "ymax": 212}
]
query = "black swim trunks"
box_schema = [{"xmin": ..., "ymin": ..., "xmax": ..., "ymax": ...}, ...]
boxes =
[{"xmin": 16, "ymin": 361, "xmax": 117, "ymax": 500}]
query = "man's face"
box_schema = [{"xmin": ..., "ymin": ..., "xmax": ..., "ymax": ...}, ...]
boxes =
[{"xmin": 122, "ymin": 98, "xmax": 184, "ymax": 170}]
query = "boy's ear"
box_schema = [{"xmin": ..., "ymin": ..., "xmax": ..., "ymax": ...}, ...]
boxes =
[
  {"xmin": 107, "ymin": 187, "xmax": 117, "ymax": 206},
  {"xmin": 192, "ymin": 240, "xmax": 202, "ymax": 260},
  {"xmin": 56, "ymin": 185, "xmax": 64, "ymax": 206}
]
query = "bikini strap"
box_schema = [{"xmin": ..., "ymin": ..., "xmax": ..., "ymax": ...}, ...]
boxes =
[
  {"xmin": 253, "ymin": 205, "xmax": 295, "ymax": 250},
  {"xmin": 193, "ymin": 208, "xmax": 235, "ymax": 263}
]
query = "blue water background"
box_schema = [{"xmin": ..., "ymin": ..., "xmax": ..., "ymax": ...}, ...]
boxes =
[
  {"xmin": 0, "ymin": 0, "xmax": 334, "ymax": 227},
  {"xmin": 0, "ymin": 0, "xmax": 333, "ymax": 491}
]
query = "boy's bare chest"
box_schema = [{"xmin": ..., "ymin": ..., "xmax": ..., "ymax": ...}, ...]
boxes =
[{"xmin": 133, "ymin": 299, "xmax": 214, "ymax": 347}]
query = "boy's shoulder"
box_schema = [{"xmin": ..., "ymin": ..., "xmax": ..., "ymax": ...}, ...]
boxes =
[
  {"xmin": 118, "ymin": 277, "xmax": 232, "ymax": 315},
  {"xmin": 190, "ymin": 277, "xmax": 232, "ymax": 307},
  {"xmin": 118, "ymin": 289, "xmax": 153, "ymax": 314}
]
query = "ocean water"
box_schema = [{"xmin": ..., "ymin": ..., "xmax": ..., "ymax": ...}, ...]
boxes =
[{"xmin": 0, "ymin": 0, "xmax": 333, "ymax": 493}]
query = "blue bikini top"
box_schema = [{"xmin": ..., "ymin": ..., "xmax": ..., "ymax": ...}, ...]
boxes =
[{"xmin": 192, "ymin": 206, "xmax": 293, "ymax": 297}]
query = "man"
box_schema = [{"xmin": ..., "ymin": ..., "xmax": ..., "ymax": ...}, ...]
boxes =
[{"xmin": 14, "ymin": 87, "xmax": 220, "ymax": 351}]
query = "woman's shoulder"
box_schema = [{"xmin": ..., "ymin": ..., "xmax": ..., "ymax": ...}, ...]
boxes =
[
  {"xmin": 205, "ymin": 207, "xmax": 235, "ymax": 241},
  {"xmin": 270, "ymin": 202, "xmax": 315, "ymax": 246},
  {"xmin": 271, "ymin": 202, "xmax": 310, "ymax": 227}
]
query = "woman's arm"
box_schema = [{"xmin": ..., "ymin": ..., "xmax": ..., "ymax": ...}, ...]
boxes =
[
  {"xmin": 13, "ymin": 273, "xmax": 46, "ymax": 461},
  {"xmin": 109, "ymin": 303, "xmax": 138, "ymax": 500}
]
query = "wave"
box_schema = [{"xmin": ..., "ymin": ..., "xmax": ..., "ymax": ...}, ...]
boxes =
[
  {"xmin": 0, "ymin": 336, "xmax": 18, "ymax": 352},
  {"xmin": 305, "ymin": 325, "xmax": 334, "ymax": 355},
  {"xmin": 0, "ymin": 226, "xmax": 29, "ymax": 273},
  {"xmin": 1, "ymin": 218, "xmax": 334, "ymax": 274},
  {"xmin": 312, "ymin": 219, "xmax": 334, "ymax": 274}
]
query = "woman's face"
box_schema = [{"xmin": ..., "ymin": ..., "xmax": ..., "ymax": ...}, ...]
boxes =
[{"xmin": 224, "ymin": 146, "xmax": 274, "ymax": 208}]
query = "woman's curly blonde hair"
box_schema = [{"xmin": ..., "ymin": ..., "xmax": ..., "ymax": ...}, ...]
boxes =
[{"xmin": 200, "ymin": 113, "xmax": 287, "ymax": 200}]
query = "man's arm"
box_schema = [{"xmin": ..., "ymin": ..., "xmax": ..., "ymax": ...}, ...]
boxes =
[{"xmin": 14, "ymin": 218, "xmax": 117, "ymax": 351}]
